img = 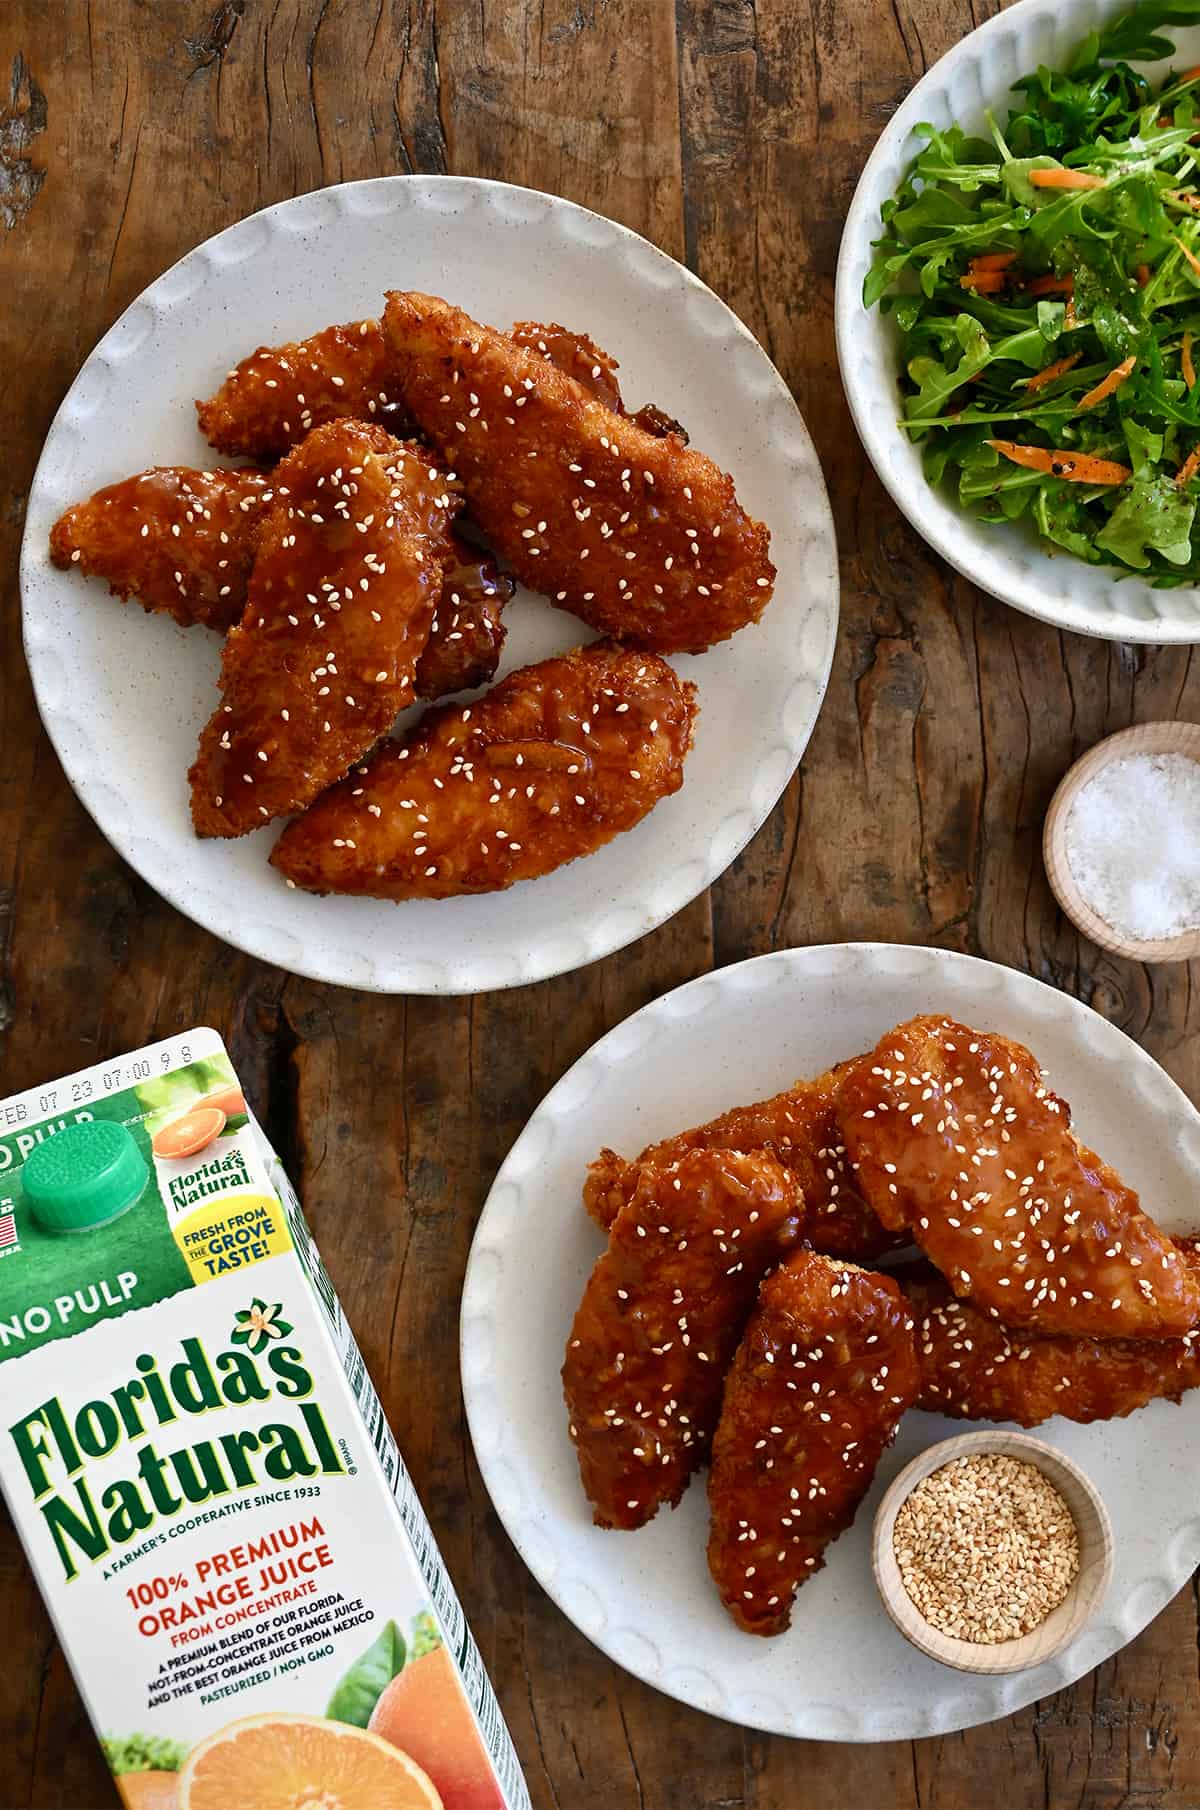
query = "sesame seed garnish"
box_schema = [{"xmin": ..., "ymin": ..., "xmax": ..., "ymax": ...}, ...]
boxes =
[{"xmin": 893, "ymin": 1454, "xmax": 1079, "ymax": 1644}]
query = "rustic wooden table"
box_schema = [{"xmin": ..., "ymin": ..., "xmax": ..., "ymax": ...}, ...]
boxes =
[{"xmin": 4, "ymin": 2, "xmax": 1200, "ymax": 1806}]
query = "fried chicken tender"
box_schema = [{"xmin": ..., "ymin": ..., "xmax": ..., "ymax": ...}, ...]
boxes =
[
  {"xmin": 510, "ymin": 321, "xmax": 625, "ymax": 412},
  {"xmin": 707, "ymin": 1250, "xmax": 918, "ymax": 1636},
  {"xmin": 562, "ymin": 1148, "xmax": 805, "ymax": 1531},
  {"xmin": 584, "ymin": 1063, "xmax": 902, "ymax": 1262},
  {"xmin": 414, "ymin": 534, "xmax": 512, "ymax": 699},
  {"xmin": 50, "ymin": 466, "xmax": 511, "ymax": 699},
  {"xmin": 197, "ymin": 311, "xmax": 682, "ymax": 465},
  {"xmin": 901, "ymin": 1251, "xmax": 1200, "ymax": 1426},
  {"xmin": 196, "ymin": 319, "xmax": 410, "ymax": 461},
  {"xmin": 270, "ymin": 640, "xmax": 697, "ymax": 899},
  {"xmin": 49, "ymin": 466, "xmax": 274, "ymax": 631},
  {"xmin": 509, "ymin": 320, "xmax": 689, "ymax": 440},
  {"xmin": 382, "ymin": 291, "xmax": 775, "ymax": 653},
  {"xmin": 190, "ymin": 420, "xmax": 459, "ymax": 838},
  {"xmin": 838, "ymin": 1015, "xmax": 1200, "ymax": 1340}
]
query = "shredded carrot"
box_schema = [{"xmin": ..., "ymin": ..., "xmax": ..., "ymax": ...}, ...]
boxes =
[
  {"xmin": 1176, "ymin": 235, "xmax": 1200, "ymax": 280},
  {"xmin": 987, "ymin": 440, "xmax": 1131, "ymax": 484},
  {"xmin": 1169, "ymin": 189, "xmax": 1200, "ymax": 212},
  {"xmin": 1027, "ymin": 168, "xmax": 1106, "ymax": 190},
  {"xmin": 1178, "ymin": 444, "xmax": 1200, "ymax": 486},
  {"xmin": 1064, "ymin": 298, "xmax": 1078, "ymax": 330},
  {"xmin": 1076, "ymin": 356, "xmax": 1136, "ymax": 411},
  {"xmin": 1185, "ymin": 330, "xmax": 1196, "ymax": 391},
  {"xmin": 959, "ymin": 253, "xmax": 1018, "ymax": 291},
  {"xmin": 1136, "ymin": 262, "xmax": 1151, "ymax": 286},
  {"xmin": 1028, "ymin": 272, "xmax": 1074, "ymax": 297},
  {"xmin": 1180, "ymin": 64, "xmax": 1200, "ymax": 84},
  {"xmin": 1023, "ymin": 353, "xmax": 1083, "ymax": 393}
]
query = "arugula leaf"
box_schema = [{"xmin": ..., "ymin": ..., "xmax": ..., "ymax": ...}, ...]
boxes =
[
  {"xmin": 864, "ymin": 243, "xmax": 910, "ymax": 309},
  {"xmin": 892, "ymin": 187, "xmax": 981, "ymax": 243},
  {"xmin": 905, "ymin": 314, "xmax": 990, "ymax": 421},
  {"xmin": 958, "ymin": 438, "xmax": 1046, "ymax": 504},
  {"xmin": 1096, "ymin": 2, "xmax": 1200, "ymax": 66},
  {"xmin": 1095, "ymin": 473, "xmax": 1196, "ymax": 564},
  {"xmin": 1037, "ymin": 298, "xmax": 1067, "ymax": 339},
  {"xmin": 1027, "ymin": 186, "xmax": 1120, "ymax": 251},
  {"xmin": 1123, "ymin": 416, "xmax": 1165, "ymax": 472},
  {"xmin": 1034, "ymin": 485, "xmax": 1102, "ymax": 558},
  {"xmin": 1002, "ymin": 156, "xmax": 1069, "ymax": 205},
  {"xmin": 904, "ymin": 319, "xmax": 1050, "ymax": 426},
  {"xmin": 924, "ymin": 424, "xmax": 990, "ymax": 486},
  {"xmin": 913, "ymin": 123, "xmax": 1003, "ymax": 191}
]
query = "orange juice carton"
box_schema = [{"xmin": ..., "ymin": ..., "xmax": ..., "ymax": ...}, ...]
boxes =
[{"xmin": 0, "ymin": 1028, "xmax": 529, "ymax": 1810}]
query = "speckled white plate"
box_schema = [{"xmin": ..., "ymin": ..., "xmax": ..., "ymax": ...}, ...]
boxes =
[
  {"xmin": 21, "ymin": 177, "xmax": 836, "ymax": 993},
  {"xmin": 461, "ymin": 943, "xmax": 1200, "ymax": 1739},
  {"xmin": 836, "ymin": 0, "xmax": 1200, "ymax": 643}
]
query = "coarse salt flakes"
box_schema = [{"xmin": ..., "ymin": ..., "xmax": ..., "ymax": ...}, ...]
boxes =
[{"xmin": 1063, "ymin": 752, "xmax": 1200, "ymax": 942}]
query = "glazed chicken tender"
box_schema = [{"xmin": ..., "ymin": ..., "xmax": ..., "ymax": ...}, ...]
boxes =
[
  {"xmin": 49, "ymin": 466, "xmax": 275, "ymax": 631},
  {"xmin": 196, "ymin": 319, "xmax": 410, "ymax": 461},
  {"xmin": 197, "ymin": 311, "xmax": 682, "ymax": 464},
  {"xmin": 584, "ymin": 1063, "xmax": 901, "ymax": 1262},
  {"xmin": 510, "ymin": 320, "xmax": 688, "ymax": 440},
  {"xmin": 838, "ymin": 1015, "xmax": 1200, "ymax": 1340},
  {"xmin": 382, "ymin": 291, "xmax": 775, "ymax": 653},
  {"xmin": 190, "ymin": 420, "xmax": 459, "ymax": 838},
  {"xmin": 196, "ymin": 313, "xmax": 668, "ymax": 462},
  {"xmin": 270, "ymin": 640, "xmax": 697, "ymax": 899},
  {"xmin": 50, "ymin": 467, "xmax": 511, "ymax": 700},
  {"xmin": 510, "ymin": 320, "xmax": 625, "ymax": 412},
  {"xmin": 412, "ymin": 536, "xmax": 512, "ymax": 699},
  {"xmin": 562, "ymin": 1148, "xmax": 805, "ymax": 1531},
  {"xmin": 708, "ymin": 1250, "xmax": 918, "ymax": 1636},
  {"xmin": 902, "ymin": 1254, "xmax": 1200, "ymax": 1427}
]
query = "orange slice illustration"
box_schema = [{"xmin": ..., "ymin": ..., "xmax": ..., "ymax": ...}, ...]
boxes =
[
  {"xmin": 151, "ymin": 1106, "xmax": 227, "ymax": 1160},
  {"xmin": 178, "ymin": 1712, "xmax": 443, "ymax": 1810}
]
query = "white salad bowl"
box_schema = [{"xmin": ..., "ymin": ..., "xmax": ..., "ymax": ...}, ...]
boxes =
[{"xmin": 836, "ymin": 0, "xmax": 1200, "ymax": 643}]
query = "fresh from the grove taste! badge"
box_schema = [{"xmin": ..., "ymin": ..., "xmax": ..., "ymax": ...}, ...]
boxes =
[{"xmin": 0, "ymin": 1030, "xmax": 528, "ymax": 1810}]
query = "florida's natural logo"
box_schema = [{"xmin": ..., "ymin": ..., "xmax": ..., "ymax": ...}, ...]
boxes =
[{"xmin": 8, "ymin": 1328, "xmax": 344, "ymax": 1582}]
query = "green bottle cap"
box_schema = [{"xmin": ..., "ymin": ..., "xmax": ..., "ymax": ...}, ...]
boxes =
[{"xmin": 23, "ymin": 1121, "xmax": 149, "ymax": 1234}]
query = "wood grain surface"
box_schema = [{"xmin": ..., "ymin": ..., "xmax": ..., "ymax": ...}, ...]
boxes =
[{"xmin": 3, "ymin": 3, "xmax": 1200, "ymax": 1807}]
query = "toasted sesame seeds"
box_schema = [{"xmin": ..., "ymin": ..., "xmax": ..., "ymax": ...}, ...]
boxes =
[{"xmin": 893, "ymin": 1454, "xmax": 1080, "ymax": 1643}]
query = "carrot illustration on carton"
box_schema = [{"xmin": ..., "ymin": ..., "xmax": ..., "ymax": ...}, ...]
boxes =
[{"xmin": 0, "ymin": 1030, "xmax": 526, "ymax": 1810}]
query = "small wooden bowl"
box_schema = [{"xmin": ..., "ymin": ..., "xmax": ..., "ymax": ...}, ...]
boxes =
[
  {"xmin": 872, "ymin": 1431, "xmax": 1113, "ymax": 1675},
  {"xmin": 1043, "ymin": 721, "xmax": 1200, "ymax": 963}
]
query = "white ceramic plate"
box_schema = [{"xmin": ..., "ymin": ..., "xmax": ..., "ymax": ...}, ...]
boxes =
[
  {"xmin": 836, "ymin": 0, "xmax": 1200, "ymax": 643},
  {"xmin": 21, "ymin": 177, "xmax": 837, "ymax": 993},
  {"xmin": 461, "ymin": 943, "xmax": 1200, "ymax": 1740}
]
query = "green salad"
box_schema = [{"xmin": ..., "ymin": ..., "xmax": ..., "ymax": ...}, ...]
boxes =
[{"xmin": 866, "ymin": 0, "xmax": 1200, "ymax": 581}]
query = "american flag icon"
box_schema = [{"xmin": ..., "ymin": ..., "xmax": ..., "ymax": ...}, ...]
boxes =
[{"xmin": 0, "ymin": 1213, "xmax": 18, "ymax": 1251}]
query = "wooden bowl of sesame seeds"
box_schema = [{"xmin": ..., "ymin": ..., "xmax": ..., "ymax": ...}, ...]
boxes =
[{"xmin": 872, "ymin": 1431, "xmax": 1113, "ymax": 1675}]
